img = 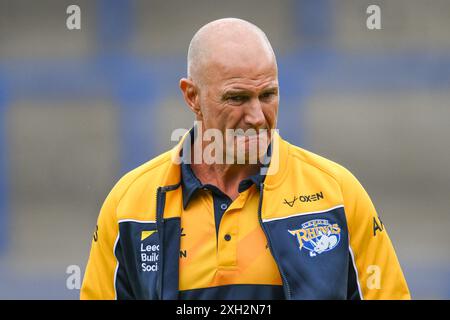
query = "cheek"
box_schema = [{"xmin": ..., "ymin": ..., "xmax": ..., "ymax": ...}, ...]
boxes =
[
  {"xmin": 212, "ymin": 109, "xmax": 240, "ymax": 132},
  {"xmin": 200, "ymin": 97, "xmax": 228, "ymax": 128},
  {"xmin": 199, "ymin": 95, "xmax": 216, "ymax": 120},
  {"xmin": 202, "ymin": 98, "xmax": 243, "ymax": 128},
  {"xmin": 263, "ymin": 102, "xmax": 278, "ymax": 126}
]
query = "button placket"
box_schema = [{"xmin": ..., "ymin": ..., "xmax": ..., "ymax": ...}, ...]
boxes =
[{"xmin": 217, "ymin": 209, "xmax": 238, "ymax": 268}]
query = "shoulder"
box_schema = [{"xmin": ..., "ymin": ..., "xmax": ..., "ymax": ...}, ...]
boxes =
[
  {"xmin": 108, "ymin": 149, "xmax": 175, "ymax": 205},
  {"xmin": 286, "ymin": 142, "xmax": 357, "ymax": 187},
  {"xmin": 285, "ymin": 141, "xmax": 372, "ymax": 220},
  {"xmin": 285, "ymin": 142, "xmax": 373, "ymax": 218}
]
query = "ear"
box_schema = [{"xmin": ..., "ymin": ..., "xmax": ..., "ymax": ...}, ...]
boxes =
[{"xmin": 179, "ymin": 78, "xmax": 202, "ymax": 118}]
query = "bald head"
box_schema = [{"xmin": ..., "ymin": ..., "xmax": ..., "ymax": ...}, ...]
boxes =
[
  {"xmin": 179, "ymin": 18, "xmax": 279, "ymax": 154},
  {"xmin": 187, "ymin": 18, "xmax": 277, "ymax": 85}
]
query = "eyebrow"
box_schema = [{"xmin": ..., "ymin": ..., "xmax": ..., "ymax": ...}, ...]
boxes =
[
  {"xmin": 260, "ymin": 87, "xmax": 279, "ymax": 94},
  {"xmin": 221, "ymin": 87, "xmax": 278, "ymax": 98},
  {"xmin": 222, "ymin": 90, "xmax": 250, "ymax": 98}
]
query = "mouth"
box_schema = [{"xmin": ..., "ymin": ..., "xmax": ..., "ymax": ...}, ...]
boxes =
[
  {"xmin": 234, "ymin": 132, "xmax": 257, "ymax": 138},
  {"xmin": 232, "ymin": 128, "xmax": 269, "ymax": 137},
  {"xmin": 232, "ymin": 130, "xmax": 270, "ymax": 146}
]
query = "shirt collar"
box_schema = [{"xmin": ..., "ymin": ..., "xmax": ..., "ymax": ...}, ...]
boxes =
[{"xmin": 181, "ymin": 159, "xmax": 204, "ymax": 209}]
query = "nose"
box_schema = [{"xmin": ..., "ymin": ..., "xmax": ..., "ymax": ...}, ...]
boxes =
[{"xmin": 244, "ymin": 98, "xmax": 265, "ymax": 129}]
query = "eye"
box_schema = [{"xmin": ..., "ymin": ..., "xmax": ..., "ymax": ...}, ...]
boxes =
[
  {"xmin": 228, "ymin": 95, "xmax": 249, "ymax": 104},
  {"xmin": 260, "ymin": 91, "xmax": 276, "ymax": 100}
]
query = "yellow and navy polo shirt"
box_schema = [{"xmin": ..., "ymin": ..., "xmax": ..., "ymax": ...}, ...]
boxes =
[
  {"xmin": 80, "ymin": 131, "xmax": 410, "ymax": 300},
  {"xmin": 178, "ymin": 154, "xmax": 284, "ymax": 299}
]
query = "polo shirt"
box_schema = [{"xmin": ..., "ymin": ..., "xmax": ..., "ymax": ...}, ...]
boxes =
[
  {"xmin": 178, "ymin": 141, "xmax": 284, "ymax": 299},
  {"xmin": 81, "ymin": 130, "xmax": 411, "ymax": 300}
]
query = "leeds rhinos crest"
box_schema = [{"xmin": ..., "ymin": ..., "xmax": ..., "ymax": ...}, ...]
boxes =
[{"xmin": 288, "ymin": 219, "xmax": 341, "ymax": 257}]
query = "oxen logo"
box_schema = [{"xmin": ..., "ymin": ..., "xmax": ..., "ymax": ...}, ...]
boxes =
[{"xmin": 288, "ymin": 219, "xmax": 341, "ymax": 257}]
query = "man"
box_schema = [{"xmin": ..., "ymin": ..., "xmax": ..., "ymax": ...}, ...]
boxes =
[{"xmin": 81, "ymin": 18, "xmax": 410, "ymax": 300}]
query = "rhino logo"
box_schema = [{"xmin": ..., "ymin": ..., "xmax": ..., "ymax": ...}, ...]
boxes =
[{"xmin": 288, "ymin": 219, "xmax": 341, "ymax": 257}]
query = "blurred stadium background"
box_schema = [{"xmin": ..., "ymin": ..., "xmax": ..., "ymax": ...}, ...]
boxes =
[{"xmin": 0, "ymin": 0, "xmax": 449, "ymax": 299}]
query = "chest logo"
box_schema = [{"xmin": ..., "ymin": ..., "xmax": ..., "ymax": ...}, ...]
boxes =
[
  {"xmin": 288, "ymin": 219, "xmax": 341, "ymax": 257},
  {"xmin": 141, "ymin": 230, "xmax": 157, "ymax": 241}
]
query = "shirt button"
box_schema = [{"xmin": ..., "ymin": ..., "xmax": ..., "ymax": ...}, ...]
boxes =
[
  {"xmin": 224, "ymin": 234, "xmax": 232, "ymax": 241},
  {"xmin": 220, "ymin": 203, "xmax": 228, "ymax": 210}
]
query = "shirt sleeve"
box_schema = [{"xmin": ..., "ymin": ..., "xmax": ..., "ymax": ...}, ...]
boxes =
[
  {"xmin": 80, "ymin": 186, "xmax": 120, "ymax": 300},
  {"xmin": 340, "ymin": 167, "xmax": 411, "ymax": 300}
]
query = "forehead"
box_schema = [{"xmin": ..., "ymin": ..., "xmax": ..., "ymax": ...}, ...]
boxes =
[{"xmin": 203, "ymin": 42, "xmax": 278, "ymax": 88}]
